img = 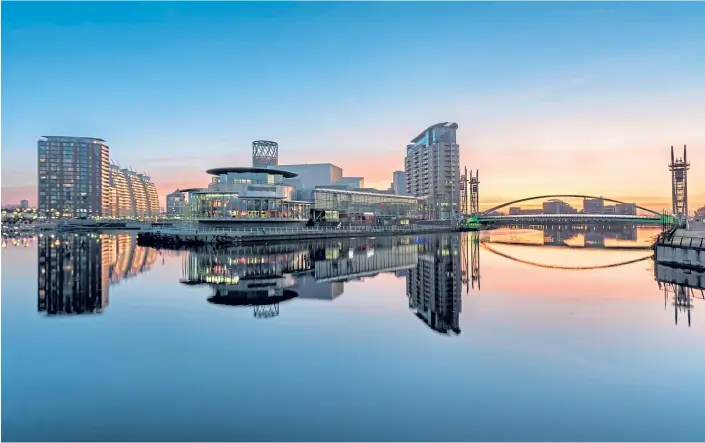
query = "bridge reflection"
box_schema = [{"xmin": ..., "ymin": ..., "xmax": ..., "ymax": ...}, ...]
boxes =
[
  {"xmin": 479, "ymin": 225, "xmax": 656, "ymax": 269},
  {"xmin": 37, "ymin": 233, "xmax": 158, "ymax": 316},
  {"xmin": 479, "ymin": 225, "xmax": 703, "ymax": 326}
]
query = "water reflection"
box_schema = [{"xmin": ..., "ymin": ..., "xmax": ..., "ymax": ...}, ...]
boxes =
[
  {"xmin": 33, "ymin": 227, "xmax": 703, "ymax": 331},
  {"xmin": 408, "ymin": 235, "xmax": 462, "ymax": 334},
  {"xmin": 37, "ymin": 233, "xmax": 157, "ymax": 316},
  {"xmin": 180, "ymin": 237, "xmax": 444, "ymax": 328},
  {"xmin": 9, "ymin": 227, "xmax": 705, "ymax": 442},
  {"xmin": 486, "ymin": 224, "xmax": 651, "ymax": 249},
  {"xmin": 655, "ymin": 263, "xmax": 705, "ymax": 327},
  {"xmin": 481, "ymin": 225, "xmax": 655, "ymax": 270}
]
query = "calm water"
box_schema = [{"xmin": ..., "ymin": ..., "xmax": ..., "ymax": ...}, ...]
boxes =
[{"xmin": 2, "ymin": 227, "xmax": 704, "ymax": 442}]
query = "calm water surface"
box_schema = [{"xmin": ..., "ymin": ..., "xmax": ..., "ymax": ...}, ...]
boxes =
[{"xmin": 2, "ymin": 227, "xmax": 704, "ymax": 442}]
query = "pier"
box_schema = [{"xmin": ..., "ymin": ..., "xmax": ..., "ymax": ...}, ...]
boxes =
[{"xmin": 137, "ymin": 224, "xmax": 463, "ymax": 249}]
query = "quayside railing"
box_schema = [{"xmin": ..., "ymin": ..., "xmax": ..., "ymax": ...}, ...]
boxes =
[{"xmin": 142, "ymin": 224, "xmax": 454, "ymax": 236}]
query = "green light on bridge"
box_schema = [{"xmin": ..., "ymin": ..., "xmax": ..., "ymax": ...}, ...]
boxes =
[{"xmin": 660, "ymin": 214, "xmax": 677, "ymax": 225}]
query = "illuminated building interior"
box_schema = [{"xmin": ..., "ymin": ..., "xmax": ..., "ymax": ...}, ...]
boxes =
[{"xmin": 185, "ymin": 167, "xmax": 311, "ymax": 222}]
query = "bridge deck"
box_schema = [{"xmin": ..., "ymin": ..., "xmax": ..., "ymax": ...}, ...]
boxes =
[{"xmin": 478, "ymin": 213, "xmax": 660, "ymax": 221}]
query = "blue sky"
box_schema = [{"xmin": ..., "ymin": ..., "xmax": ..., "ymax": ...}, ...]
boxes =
[{"xmin": 3, "ymin": 1, "xmax": 705, "ymax": 208}]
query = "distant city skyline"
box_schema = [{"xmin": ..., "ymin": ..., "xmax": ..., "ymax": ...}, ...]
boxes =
[{"xmin": 2, "ymin": 2, "xmax": 704, "ymax": 211}]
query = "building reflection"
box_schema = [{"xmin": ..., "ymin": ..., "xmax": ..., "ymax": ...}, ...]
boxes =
[
  {"xmin": 182, "ymin": 235, "xmax": 467, "ymax": 335},
  {"xmin": 37, "ymin": 233, "xmax": 157, "ymax": 316},
  {"xmin": 107, "ymin": 234, "xmax": 158, "ymax": 284},
  {"xmin": 36, "ymin": 228, "xmax": 702, "ymax": 332},
  {"xmin": 407, "ymin": 234, "xmax": 462, "ymax": 335},
  {"xmin": 182, "ymin": 237, "xmax": 423, "ymax": 319},
  {"xmin": 486, "ymin": 225, "xmax": 641, "ymax": 249},
  {"xmin": 546, "ymin": 225, "xmax": 638, "ymax": 247},
  {"xmin": 182, "ymin": 243, "xmax": 310, "ymax": 318}
]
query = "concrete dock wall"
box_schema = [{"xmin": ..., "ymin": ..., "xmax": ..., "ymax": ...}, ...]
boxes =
[
  {"xmin": 654, "ymin": 229, "xmax": 705, "ymax": 270},
  {"xmin": 655, "ymin": 264, "xmax": 705, "ymax": 289},
  {"xmin": 137, "ymin": 224, "xmax": 467, "ymax": 249},
  {"xmin": 655, "ymin": 246, "xmax": 705, "ymax": 269}
]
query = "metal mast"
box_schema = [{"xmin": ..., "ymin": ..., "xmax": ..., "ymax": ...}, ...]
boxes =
[
  {"xmin": 469, "ymin": 169, "xmax": 480, "ymax": 216},
  {"xmin": 460, "ymin": 167, "xmax": 469, "ymax": 215},
  {"xmin": 669, "ymin": 145, "xmax": 689, "ymax": 222}
]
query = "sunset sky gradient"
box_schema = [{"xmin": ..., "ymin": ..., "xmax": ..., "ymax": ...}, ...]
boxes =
[{"xmin": 2, "ymin": 2, "xmax": 704, "ymax": 211}]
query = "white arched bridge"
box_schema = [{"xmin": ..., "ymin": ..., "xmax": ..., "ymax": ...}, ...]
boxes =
[{"xmin": 465, "ymin": 194, "xmax": 673, "ymax": 227}]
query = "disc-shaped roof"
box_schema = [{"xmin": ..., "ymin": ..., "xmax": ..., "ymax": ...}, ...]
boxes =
[
  {"xmin": 207, "ymin": 289, "xmax": 298, "ymax": 306},
  {"xmin": 205, "ymin": 167, "xmax": 298, "ymax": 178}
]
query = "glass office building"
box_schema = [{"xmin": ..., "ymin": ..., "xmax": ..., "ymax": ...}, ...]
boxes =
[{"xmin": 313, "ymin": 188, "xmax": 419, "ymax": 218}]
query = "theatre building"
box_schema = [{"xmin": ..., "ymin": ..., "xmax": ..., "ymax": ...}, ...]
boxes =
[{"xmin": 183, "ymin": 167, "xmax": 311, "ymax": 227}]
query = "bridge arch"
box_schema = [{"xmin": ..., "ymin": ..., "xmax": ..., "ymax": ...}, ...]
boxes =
[{"xmin": 481, "ymin": 194, "xmax": 662, "ymax": 218}]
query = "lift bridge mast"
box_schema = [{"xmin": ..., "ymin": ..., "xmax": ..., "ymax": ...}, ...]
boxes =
[
  {"xmin": 469, "ymin": 169, "xmax": 479, "ymax": 216},
  {"xmin": 460, "ymin": 168, "xmax": 480, "ymax": 216},
  {"xmin": 669, "ymin": 145, "xmax": 689, "ymax": 223}
]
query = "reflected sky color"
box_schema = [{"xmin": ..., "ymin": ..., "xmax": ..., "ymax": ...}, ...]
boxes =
[
  {"xmin": 1, "ymin": 230, "xmax": 704, "ymax": 441},
  {"xmin": 2, "ymin": 2, "xmax": 705, "ymax": 209}
]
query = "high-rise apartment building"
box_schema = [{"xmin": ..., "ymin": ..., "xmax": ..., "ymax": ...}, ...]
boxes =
[
  {"xmin": 392, "ymin": 171, "xmax": 406, "ymax": 195},
  {"xmin": 37, "ymin": 136, "xmax": 111, "ymax": 218},
  {"xmin": 404, "ymin": 122, "xmax": 460, "ymax": 220}
]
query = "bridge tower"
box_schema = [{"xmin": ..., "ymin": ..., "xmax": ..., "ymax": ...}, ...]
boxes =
[
  {"xmin": 469, "ymin": 169, "xmax": 480, "ymax": 216},
  {"xmin": 460, "ymin": 167, "xmax": 468, "ymax": 215},
  {"xmin": 669, "ymin": 145, "xmax": 689, "ymax": 222}
]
